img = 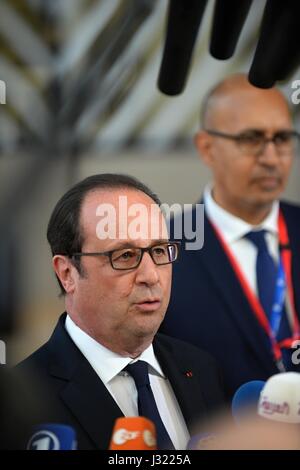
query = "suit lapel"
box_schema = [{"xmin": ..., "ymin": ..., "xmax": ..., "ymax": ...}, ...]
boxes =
[
  {"xmin": 195, "ymin": 214, "xmax": 275, "ymax": 373},
  {"xmin": 58, "ymin": 359, "xmax": 123, "ymax": 449},
  {"xmin": 280, "ymin": 203, "xmax": 300, "ymax": 321},
  {"xmin": 153, "ymin": 337, "xmax": 207, "ymax": 431},
  {"xmin": 47, "ymin": 316, "xmax": 123, "ymax": 449}
]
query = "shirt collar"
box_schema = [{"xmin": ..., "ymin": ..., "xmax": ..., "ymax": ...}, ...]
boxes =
[
  {"xmin": 203, "ymin": 184, "xmax": 279, "ymax": 244},
  {"xmin": 65, "ymin": 315, "xmax": 165, "ymax": 385}
]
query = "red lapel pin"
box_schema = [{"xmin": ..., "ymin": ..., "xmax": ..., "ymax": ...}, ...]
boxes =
[{"xmin": 185, "ymin": 371, "xmax": 193, "ymax": 378}]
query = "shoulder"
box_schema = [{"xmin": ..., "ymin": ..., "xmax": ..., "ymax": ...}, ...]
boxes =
[
  {"xmin": 280, "ymin": 200, "xmax": 300, "ymax": 218},
  {"xmin": 280, "ymin": 200, "xmax": 300, "ymax": 235},
  {"xmin": 154, "ymin": 333, "xmax": 226, "ymax": 405},
  {"xmin": 15, "ymin": 313, "xmax": 79, "ymax": 377},
  {"xmin": 16, "ymin": 342, "xmax": 53, "ymax": 373},
  {"xmin": 155, "ymin": 332, "xmax": 219, "ymax": 369}
]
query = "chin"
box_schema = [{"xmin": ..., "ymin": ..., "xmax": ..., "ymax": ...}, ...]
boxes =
[
  {"xmin": 134, "ymin": 317, "xmax": 163, "ymax": 338},
  {"xmin": 257, "ymin": 191, "xmax": 282, "ymax": 206}
]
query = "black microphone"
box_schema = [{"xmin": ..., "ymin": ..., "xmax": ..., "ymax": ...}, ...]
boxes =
[
  {"xmin": 248, "ymin": 1, "xmax": 281, "ymax": 88},
  {"xmin": 209, "ymin": 0, "xmax": 252, "ymax": 60},
  {"xmin": 248, "ymin": 0, "xmax": 300, "ymax": 88},
  {"xmin": 273, "ymin": 2, "xmax": 300, "ymax": 82},
  {"xmin": 157, "ymin": 0, "xmax": 208, "ymax": 96}
]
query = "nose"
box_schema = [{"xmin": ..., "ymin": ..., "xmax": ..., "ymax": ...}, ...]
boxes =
[
  {"xmin": 257, "ymin": 139, "xmax": 280, "ymax": 166},
  {"xmin": 135, "ymin": 251, "xmax": 160, "ymax": 286}
]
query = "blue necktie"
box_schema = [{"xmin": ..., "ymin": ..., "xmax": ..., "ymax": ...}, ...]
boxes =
[
  {"xmin": 245, "ymin": 230, "xmax": 297, "ymax": 371},
  {"xmin": 245, "ymin": 230, "xmax": 277, "ymax": 320},
  {"xmin": 125, "ymin": 360, "xmax": 174, "ymax": 450}
]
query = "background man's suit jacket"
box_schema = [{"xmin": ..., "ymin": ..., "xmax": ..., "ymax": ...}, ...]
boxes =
[
  {"xmin": 161, "ymin": 201, "xmax": 300, "ymax": 399},
  {"xmin": 13, "ymin": 314, "xmax": 225, "ymax": 450}
]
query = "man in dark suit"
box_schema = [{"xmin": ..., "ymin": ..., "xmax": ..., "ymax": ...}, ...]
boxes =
[
  {"xmin": 13, "ymin": 174, "xmax": 224, "ymax": 450},
  {"xmin": 161, "ymin": 74, "xmax": 300, "ymax": 399}
]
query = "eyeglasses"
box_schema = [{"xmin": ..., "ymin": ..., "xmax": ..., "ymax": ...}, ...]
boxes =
[
  {"xmin": 204, "ymin": 128, "xmax": 300, "ymax": 157},
  {"xmin": 70, "ymin": 242, "xmax": 180, "ymax": 270}
]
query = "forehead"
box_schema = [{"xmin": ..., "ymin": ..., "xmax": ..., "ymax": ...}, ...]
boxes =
[
  {"xmin": 80, "ymin": 188, "xmax": 167, "ymax": 247},
  {"xmin": 210, "ymin": 87, "xmax": 292, "ymax": 131}
]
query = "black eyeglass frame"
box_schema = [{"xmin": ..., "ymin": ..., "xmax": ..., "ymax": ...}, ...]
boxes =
[
  {"xmin": 68, "ymin": 241, "xmax": 181, "ymax": 270},
  {"xmin": 204, "ymin": 128, "xmax": 300, "ymax": 156}
]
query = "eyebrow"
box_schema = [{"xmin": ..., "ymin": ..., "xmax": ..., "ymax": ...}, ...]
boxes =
[
  {"xmin": 239, "ymin": 127, "xmax": 294, "ymax": 133},
  {"xmin": 105, "ymin": 239, "xmax": 170, "ymax": 251}
]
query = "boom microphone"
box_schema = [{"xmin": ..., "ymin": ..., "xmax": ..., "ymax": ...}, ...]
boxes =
[
  {"xmin": 158, "ymin": 0, "xmax": 208, "ymax": 95},
  {"xmin": 248, "ymin": 0, "xmax": 300, "ymax": 88},
  {"xmin": 26, "ymin": 423, "xmax": 77, "ymax": 450},
  {"xmin": 210, "ymin": 0, "xmax": 252, "ymax": 60},
  {"xmin": 109, "ymin": 417, "xmax": 157, "ymax": 450}
]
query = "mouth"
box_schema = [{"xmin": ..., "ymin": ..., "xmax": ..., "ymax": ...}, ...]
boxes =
[
  {"xmin": 134, "ymin": 299, "xmax": 162, "ymax": 312},
  {"xmin": 255, "ymin": 176, "xmax": 281, "ymax": 190}
]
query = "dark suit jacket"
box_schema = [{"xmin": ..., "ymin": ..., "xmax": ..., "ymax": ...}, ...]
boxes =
[
  {"xmin": 13, "ymin": 314, "xmax": 225, "ymax": 450},
  {"xmin": 161, "ymin": 201, "xmax": 300, "ymax": 399}
]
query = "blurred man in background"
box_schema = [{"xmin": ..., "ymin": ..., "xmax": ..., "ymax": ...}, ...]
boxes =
[
  {"xmin": 161, "ymin": 74, "xmax": 300, "ymax": 399},
  {"xmin": 11, "ymin": 174, "xmax": 224, "ymax": 450}
]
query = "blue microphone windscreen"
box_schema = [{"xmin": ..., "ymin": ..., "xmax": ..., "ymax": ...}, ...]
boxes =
[
  {"xmin": 232, "ymin": 380, "xmax": 265, "ymax": 424},
  {"xmin": 27, "ymin": 423, "xmax": 77, "ymax": 450}
]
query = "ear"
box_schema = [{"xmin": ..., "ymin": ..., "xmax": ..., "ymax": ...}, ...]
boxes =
[
  {"xmin": 194, "ymin": 130, "xmax": 215, "ymax": 167},
  {"xmin": 52, "ymin": 255, "xmax": 76, "ymax": 294}
]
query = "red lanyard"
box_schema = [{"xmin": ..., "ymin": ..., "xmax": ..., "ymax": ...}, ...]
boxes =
[{"xmin": 210, "ymin": 210, "xmax": 300, "ymax": 363}]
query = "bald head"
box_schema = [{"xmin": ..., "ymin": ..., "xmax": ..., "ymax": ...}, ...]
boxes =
[
  {"xmin": 201, "ymin": 73, "xmax": 291, "ymax": 129},
  {"xmin": 195, "ymin": 73, "xmax": 295, "ymax": 224}
]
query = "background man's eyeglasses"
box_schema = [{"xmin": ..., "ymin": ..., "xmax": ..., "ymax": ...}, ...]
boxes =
[
  {"xmin": 204, "ymin": 128, "xmax": 300, "ymax": 157},
  {"xmin": 70, "ymin": 242, "xmax": 180, "ymax": 270}
]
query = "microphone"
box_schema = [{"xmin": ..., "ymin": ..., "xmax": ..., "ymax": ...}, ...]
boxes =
[
  {"xmin": 209, "ymin": 0, "xmax": 252, "ymax": 60},
  {"xmin": 186, "ymin": 432, "xmax": 217, "ymax": 450},
  {"xmin": 232, "ymin": 380, "xmax": 265, "ymax": 424},
  {"xmin": 258, "ymin": 372, "xmax": 300, "ymax": 424},
  {"xmin": 248, "ymin": 0, "xmax": 300, "ymax": 88},
  {"xmin": 26, "ymin": 423, "xmax": 77, "ymax": 450},
  {"xmin": 109, "ymin": 417, "xmax": 157, "ymax": 450},
  {"xmin": 157, "ymin": 0, "xmax": 208, "ymax": 95}
]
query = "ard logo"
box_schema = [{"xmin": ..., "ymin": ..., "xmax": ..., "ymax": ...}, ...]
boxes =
[
  {"xmin": 0, "ymin": 340, "xmax": 6, "ymax": 365},
  {"xmin": 0, "ymin": 80, "xmax": 6, "ymax": 104},
  {"xmin": 27, "ymin": 431, "xmax": 60, "ymax": 450}
]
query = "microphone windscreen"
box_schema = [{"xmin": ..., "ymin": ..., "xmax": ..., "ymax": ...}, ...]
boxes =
[
  {"xmin": 258, "ymin": 372, "xmax": 300, "ymax": 424},
  {"xmin": 158, "ymin": 0, "xmax": 208, "ymax": 95},
  {"xmin": 210, "ymin": 0, "xmax": 252, "ymax": 60},
  {"xmin": 186, "ymin": 432, "xmax": 217, "ymax": 450},
  {"xmin": 269, "ymin": 1, "xmax": 300, "ymax": 82},
  {"xmin": 248, "ymin": 0, "xmax": 280, "ymax": 88},
  {"xmin": 26, "ymin": 423, "xmax": 77, "ymax": 450},
  {"xmin": 109, "ymin": 416, "xmax": 157, "ymax": 450},
  {"xmin": 232, "ymin": 380, "xmax": 265, "ymax": 424},
  {"xmin": 248, "ymin": 0, "xmax": 300, "ymax": 88}
]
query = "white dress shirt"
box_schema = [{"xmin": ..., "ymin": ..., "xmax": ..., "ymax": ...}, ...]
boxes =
[
  {"xmin": 203, "ymin": 184, "xmax": 279, "ymax": 297},
  {"xmin": 65, "ymin": 315, "xmax": 190, "ymax": 450}
]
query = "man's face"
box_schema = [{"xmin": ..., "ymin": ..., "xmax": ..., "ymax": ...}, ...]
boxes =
[
  {"xmin": 66, "ymin": 189, "xmax": 172, "ymax": 352},
  {"xmin": 196, "ymin": 87, "xmax": 294, "ymax": 215}
]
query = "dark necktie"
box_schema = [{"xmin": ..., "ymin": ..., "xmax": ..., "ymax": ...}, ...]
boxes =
[
  {"xmin": 125, "ymin": 360, "xmax": 174, "ymax": 450},
  {"xmin": 245, "ymin": 230, "xmax": 297, "ymax": 372},
  {"xmin": 245, "ymin": 230, "xmax": 277, "ymax": 320}
]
